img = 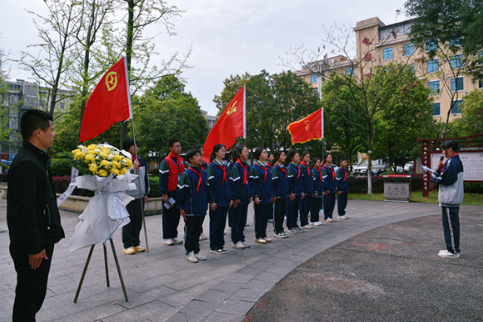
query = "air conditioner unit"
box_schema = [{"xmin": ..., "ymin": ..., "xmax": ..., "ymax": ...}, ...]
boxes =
[{"xmin": 464, "ymin": 91, "xmax": 469, "ymax": 94}]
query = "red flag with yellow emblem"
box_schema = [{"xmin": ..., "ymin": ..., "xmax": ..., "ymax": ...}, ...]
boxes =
[
  {"xmin": 202, "ymin": 86, "xmax": 246, "ymax": 162},
  {"xmin": 79, "ymin": 57, "xmax": 132, "ymax": 142},
  {"xmin": 287, "ymin": 108, "xmax": 324, "ymax": 144}
]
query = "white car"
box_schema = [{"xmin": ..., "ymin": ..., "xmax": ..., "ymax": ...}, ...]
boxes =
[{"xmin": 404, "ymin": 161, "xmax": 414, "ymax": 173}]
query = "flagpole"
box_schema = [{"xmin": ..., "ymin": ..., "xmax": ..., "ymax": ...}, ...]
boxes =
[
  {"xmin": 243, "ymin": 85, "xmax": 247, "ymax": 147},
  {"xmin": 124, "ymin": 56, "xmax": 150, "ymax": 255}
]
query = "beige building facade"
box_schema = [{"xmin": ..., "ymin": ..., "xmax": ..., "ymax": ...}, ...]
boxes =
[{"xmin": 298, "ymin": 17, "xmax": 483, "ymax": 122}]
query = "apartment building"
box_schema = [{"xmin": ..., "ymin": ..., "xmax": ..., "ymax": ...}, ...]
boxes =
[
  {"xmin": 1, "ymin": 79, "xmax": 74, "ymax": 157},
  {"xmin": 298, "ymin": 17, "xmax": 483, "ymax": 122}
]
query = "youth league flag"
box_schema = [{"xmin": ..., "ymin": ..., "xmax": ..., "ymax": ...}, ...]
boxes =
[
  {"xmin": 287, "ymin": 108, "xmax": 324, "ymax": 144},
  {"xmin": 202, "ymin": 86, "xmax": 246, "ymax": 162},
  {"xmin": 79, "ymin": 57, "xmax": 132, "ymax": 142}
]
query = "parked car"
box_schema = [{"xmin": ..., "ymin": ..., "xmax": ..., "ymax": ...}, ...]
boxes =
[
  {"xmin": 404, "ymin": 161, "xmax": 414, "ymax": 173},
  {"xmin": 372, "ymin": 164, "xmax": 387, "ymax": 176},
  {"xmin": 353, "ymin": 163, "xmax": 368, "ymax": 176}
]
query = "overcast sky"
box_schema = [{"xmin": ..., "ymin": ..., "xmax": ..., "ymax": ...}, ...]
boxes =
[{"xmin": 2, "ymin": 0, "xmax": 409, "ymax": 116}]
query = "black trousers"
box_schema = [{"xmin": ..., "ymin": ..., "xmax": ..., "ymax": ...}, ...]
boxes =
[
  {"xmin": 122, "ymin": 198, "xmax": 144, "ymax": 249},
  {"xmin": 209, "ymin": 206, "xmax": 229, "ymax": 250},
  {"xmin": 162, "ymin": 192, "xmax": 180, "ymax": 239},
  {"xmin": 310, "ymin": 197, "xmax": 322, "ymax": 222},
  {"xmin": 10, "ymin": 243, "xmax": 54, "ymax": 322},
  {"xmin": 442, "ymin": 206, "xmax": 460, "ymax": 253},
  {"xmin": 254, "ymin": 202, "xmax": 271, "ymax": 239},
  {"xmin": 184, "ymin": 216, "xmax": 204, "ymax": 254},
  {"xmin": 338, "ymin": 192, "xmax": 348, "ymax": 216},
  {"xmin": 274, "ymin": 198, "xmax": 287, "ymax": 234}
]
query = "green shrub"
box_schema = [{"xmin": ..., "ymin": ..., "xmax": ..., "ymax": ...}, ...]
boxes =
[{"xmin": 51, "ymin": 158, "xmax": 73, "ymax": 176}]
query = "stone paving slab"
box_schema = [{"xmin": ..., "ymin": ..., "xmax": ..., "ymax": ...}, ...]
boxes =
[{"xmin": 1, "ymin": 199, "xmax": 481, "ymax": 322}]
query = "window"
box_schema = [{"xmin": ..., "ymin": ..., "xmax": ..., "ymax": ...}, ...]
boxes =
[
  {"xmin": 479, "ymin": 51, "xmax": 483, "ymax": 65},
  {"xmin": 383, "ymin": 47, "xmax": 393, "ymax": 60},
  {"xmin": 449, "ymin": 37, "xmax": 462, "ymax": 47},
  {"xmin": 403, "ymin": 43, "xmax": 414, "ymax": 56},
  {"xmin": 479, "ymin": 79, "xmax": 483, "ymax": 88},
  {"xmin": 427, "ymin": 80, "xmax": 440, "ymax": 94},
  {"xmin": 409, "ymin": 63, "xmax": 415, "ymax": 73},
  {"xmin": 345, "ymin": 67, "xmax": 354, "ymax": 76},
  {"xmin": 427, "ymin": 59, "xmax": 439, "ymax": 73},
  {"xmin": 426, "ymin": 39, "xmax": 438, "ymax": 52},
  {"xmin": 450, "ymin": 54, "xmax": 463, "ymax": 69},
  {"xmin": 452, "ymin": 100, "xmax": 463, "ymax": 114},
  {"xmin": 311, "ymin": 75, "xmax": 318, "ymax": 83},
  {"xmin": 451, "ymin": 77, "xmax": 464, "ymax": 92},
  {"xmin": 432, "ymin": 102, "xmax": 440, "ymax": 116},
  {"xmin": 60, "ymin": 102, "xmax": 65, "ymax": 110}
]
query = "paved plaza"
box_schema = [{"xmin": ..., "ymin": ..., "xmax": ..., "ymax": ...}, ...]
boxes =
[{"xmin": 0, "ymin": 198, "xmax": 481, "ymax": 322}]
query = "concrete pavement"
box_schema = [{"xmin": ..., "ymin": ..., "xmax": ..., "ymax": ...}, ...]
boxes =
[{"xmin": 0, "ymin": 199, "xmax": 481, "ymax": 322}]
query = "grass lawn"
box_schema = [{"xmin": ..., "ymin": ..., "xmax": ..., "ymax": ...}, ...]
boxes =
[{"xmin": 349, "ymin": 192, "xmax": 483, "ymax": 206}]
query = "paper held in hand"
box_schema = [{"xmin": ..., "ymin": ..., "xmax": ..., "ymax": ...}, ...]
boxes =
[{"xmin": 422, "ymin": 165, "xmax": 434, "ymax": 173}]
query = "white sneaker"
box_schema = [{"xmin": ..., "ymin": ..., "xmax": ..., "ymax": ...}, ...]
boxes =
[
  {"xmin": 324, "ymin": 218, "xmax": 333, "ymax": 223},
  {"xmin": 233, "ymin": 241, "xmax": 245, "ymax": 249},
  {"xmin": 338, "ymin": 215, "xmax": 348, "ymax": 220},
  {"xmin": 163, "ymin": 238, "xmax": 174, "ymax": 246},
  {"xmin": 172, "ymin": 237, "xmax": 183, "ymax": 244},
  {"xmin": 194, "ymin": 253, "xmax": 207, "ymax": 261},
  {"xmin": 264, "ymin": 237, "xmax": 272, "ymax": 243},
  {"xmin": 302, "ymin": 224, "xmax": 313, "ymax": 230},
  {"xmin": 241, "ymin": 242, "xmax": 250, "ymax": 248},
  {"xmin": 255, "ymin": 238, "xmax": 267, "ymax": 244},
  {"xmin": 199, "ymin": 233, "xmax": 208, "ymax": 241},
  {"xmin": 438, "ymin": 250, "xmax": 460, "ymax": 258},
  {"xmin": 187, "ymin": 252, "xmax": 198, "ymax": 263},
  {"xmin": 312, "ymin": 221, "xmax": 323, "ymax": 226}
]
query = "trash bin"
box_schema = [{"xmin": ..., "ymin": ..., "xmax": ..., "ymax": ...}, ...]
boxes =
[{"xmin": 383, "ymin": 175, "xmax": 411, "ymax": 202}]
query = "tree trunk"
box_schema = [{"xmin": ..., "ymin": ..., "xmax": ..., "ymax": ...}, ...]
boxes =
[{"xmin": 367, "ymin": 131, "xmax": 373, "ymax": 195}]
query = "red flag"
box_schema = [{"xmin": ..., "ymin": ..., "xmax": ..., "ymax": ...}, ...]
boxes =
[
  {"xmin": 287, "ymin": 108, "xmax": 324, "ymax": 144},
  {"xmin": 202, "ymin": 86, "xmax": 246, "ymax": 162},
  {"xmin": 79, "ymin": 57, "xmax": 132, "ymax": 142}
]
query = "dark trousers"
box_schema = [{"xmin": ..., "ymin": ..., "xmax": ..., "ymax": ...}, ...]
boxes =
[
  {"xmin": 122, "ymin": 198, "xmax": 144, "ymax": 249},
  {"xmin": 324, "ymin": 193, "xmax": 336, "ymax": 220},
  {"xmin": 338, "ymin": 192, "xmax": 348, "ymax": 216},
  {"xmin": 10, "ymin": 243, "xmax": 54, "ymax": 322},
  {"xmin": 162, "ymin": 193, "xmax": 180, "ymax": 239},
  {"xmin": 300, "ymin": 195, "xmax": 312, "ymax": 226},
  {"xmin": 209, "ymin": 206, "xmax": 228, "ymax": 250},
  {"xmin": 184, "ymin": 216, "xmax": 204, "ymax": 254},
  {"xmin": 231, "ymin": 204, "xmax": 248, "ymax": 243},
  {"xmin": 442, "ymin": 206, "xmax": 460, "ymax": 253},
  {"xmin": 254, "ymin": 202, "xmax": 270, "ymax": 239},
  {"xmin": 310, "ymin": 197, "xmax": 322, "ymax": 222},
  {"xmin": 228, "ymin": 206, "xmax": 235, "ymax": 228},
  {"xmin": 274, "ymin": 198, "xmax": 287, "ymax": 234},
  {"xmin": 286, "ymin": 195, "xmax": 301, "ymax": 229}
]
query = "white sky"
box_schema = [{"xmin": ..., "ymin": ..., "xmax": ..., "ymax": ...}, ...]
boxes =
[{"xmin": 2, "ymin": 0, "xmax": 409, "ymax": 116}]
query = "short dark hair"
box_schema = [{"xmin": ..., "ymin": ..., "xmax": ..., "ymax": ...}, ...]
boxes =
[
  {"xmin": 168, "ymin": 138, "xmax": 180, "ymax": 148},
  {"xmin": 253, "ymin": 147, "xmax": 265, "ymax": 160},
  {"xmin": 20, "ymin": 109, "xmax": 52, "ymax": 141},
  {"xmin": 193, "ymin": 144, "xmax": 203, "ymax": 150},
  {"xmin": 186, "ymin": 149, "xmax": 201, "ymax": 161},
  {"xmin": 441, "ymin": 140, "xmax": 461, "ymax": 152},
  {"xmin": 210, "ymin": 143, "xmax": 226, "ymax": 162},
  {"xmin": 123, "ymin": 138, "xmax": 139, "ymax": 151}
]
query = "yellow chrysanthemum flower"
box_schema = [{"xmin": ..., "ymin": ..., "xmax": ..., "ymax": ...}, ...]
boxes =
[
  {"xmin": 97, "ymin": 169, "xmax": 108, "ymax": 177},
  {"xmin": 100, "ymin": 160, "xmax": 110, "ymax": 168},
  {"xmin": 84, "ymin": 153, "xmax": 95, "ymax": 163},
  {"xmin": 120, "ymin": 167, "xmax": 128, "ymax": 175},
  {"xmin": 99, "ymin": 152, "xmax": 108, "ymax": 159},
  {"xmin": 87, "ymin": 144, "xmax": 97, "ymax": 150},
  {"xmin": 88, "ymin": 163, "xmax": 98, "ymax": 174},
  {"xmin": 71, "ymin": 149, "xmax": 80, "ymax": 155},
  {"xmin": 112, "ymin": 155, "xmax": 123, "ymax": 161},
  {"xmin": 110, "ymin": 168, "xmax": 120, "ymax": 175},
  {"xmin": 112, "ymin": 161, "xmax": 121, "ymax": 169},
  {"xmin": 124, "ymin": 158, "xmax": 133, "ymax": 168},
  {"xmin": 100, "ymin": 147, "xmax": 110, "ymax": 154},
  {"xmin": 74, "ymin": 151, "xmax": 85, "ymax": 160}
]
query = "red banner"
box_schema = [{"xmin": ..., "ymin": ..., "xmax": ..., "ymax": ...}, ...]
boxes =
[
  {"xmin": 287, "ymin": 108, "xmax": 324, "ymax": 144},
  {"xmin": 79, "ymin": 57, "xmax": 132, "ymax": 142},
  {"xmin": 202, "ymin": 86, "xmax": 246, "ymax": 162}
]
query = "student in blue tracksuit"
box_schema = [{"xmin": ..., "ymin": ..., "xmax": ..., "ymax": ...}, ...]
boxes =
[
  {"xmin": 429, "ymin": 140, "xmax": 464, "ymax": 259},
  {"xmin": 271, "ymin": 150, "xmax": 293, "ymax": 238},
  {"xmin": 250, "ymin": 147, "xmax": 275, "ymax": 245},
  {"xmin": 310, "ymin": 157, "xmax": 324, "ymax": 226},
  {"xmin": 286, "ymin": 150, "xmax": 304, "ymax": 234},
  {"xmin": 299, "ymin": 151, "xmax": 314, "ymax": 230},
  {"xmin": 177, "ymin": 149, "xmax": 208, "ymax": 263},
  {"xmin": 322, "ymin": 153, "xmax": 337, "ymax": 222},
  {"xmin": 207, "ymin": 144, "xmax": 232, "ymax": 255},
  {"xmin": 336, "ymin": 158, "xmax": 350, "ymax": 220},
  {"xmin": 229, "ymin": 145, "xmax": 252, "ymax": 250}
]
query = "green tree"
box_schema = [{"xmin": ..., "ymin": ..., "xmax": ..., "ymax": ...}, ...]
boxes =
[
  {"xmin": 457, "ymin": 89, "xmax": 483, "ymax": 136},
  {"xmin": 134, "ymin": 75, "xmax": 209, "ymax": 156},
  {"xmin": 0, "ymin": 47, "xmax": 12, "ymax": 145},
  {"xmin": 371, "ymin": 63, "xmax": 435, "ymax": 169}
]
